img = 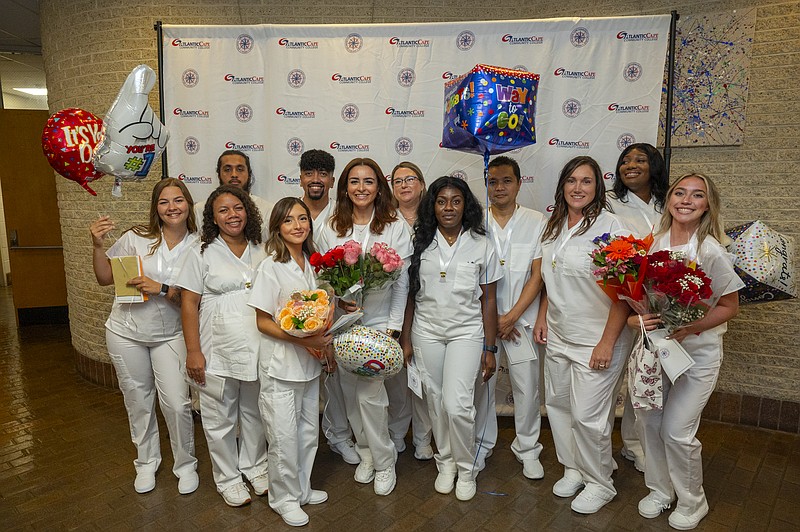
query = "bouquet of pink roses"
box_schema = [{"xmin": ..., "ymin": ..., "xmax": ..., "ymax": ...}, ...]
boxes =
[{"xmin": 362, "ymin": 242, "xmax": 404, "ymax": 291}]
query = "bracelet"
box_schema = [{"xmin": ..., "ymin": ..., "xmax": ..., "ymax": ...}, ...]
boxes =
[{"xmin": 483, "ymin": 344, "xmax": 498, "ymax": 353}]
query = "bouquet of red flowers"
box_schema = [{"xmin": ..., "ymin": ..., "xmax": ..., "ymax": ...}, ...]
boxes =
[{"xmin": 590, "ymin": 233, "xmax": 653, "ymax": 301}]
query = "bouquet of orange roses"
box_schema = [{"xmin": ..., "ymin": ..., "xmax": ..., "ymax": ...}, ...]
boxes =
[
  {"xmin": 590, "ymin": 232, "xmax": 654, "ymax": 302},
  {"xmin": 277, "ymin": 288, "xmax": 333, "ymax": 337}
]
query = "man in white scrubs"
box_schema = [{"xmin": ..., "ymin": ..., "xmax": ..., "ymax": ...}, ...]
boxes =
[
  {"xmin": 474, "ymin": 156, "xmax": 547, "ymax": 480},
  {"xmin": 299, "ymin": 149, "xmax": 360, "ymax": 466},
  {"xmin": 193, "ymin": 150, "xmax": 273, "ymax": 240}
]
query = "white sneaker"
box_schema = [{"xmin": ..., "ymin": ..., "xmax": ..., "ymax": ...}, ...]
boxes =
[
  {"xmin": 668, "ymin": 500, "xmax": 709, "ymax": 530},
  {"xmin": 374, "ymin": 465, "xmax": 396, "ymax": 496},
  {"xmin": 414, "ymin": 444, "xmax": 434, "ymax": 460},
  {"xmin": 638, "ymin": 492, "xmax": 673, "ymax": 518},
  {"xmin": 393, "ymin": 439, "xmax": 407, "ymax": 453},
  {"xmin": 280, "ymin": 507, "xmax": 309, "ymax": 527},
  {"xmin": 248, "ymin": 471, "xmax": 269, "ymax": 496},
  {"xmin": 220, "ymin": 482, "xmax": 251, "ymax": 507},
  {"xmin": 134, "ymin": 471, "xmax": 156, "ymax": 494},
  {"xmin": 307, "ymin": 489, "xmax": 328, "ymax": 505},
  {"xmin": 621, "ymin": 447, "xmax": 646, "ymax": 473},
  {"xmin": 434, "ymin": 472, "xmax": 456, "ymax": 494},
  {"xmin": 354, "ymin": 460, "xmax": 375, "ymax": 483},
  {"xmin": 178, "ymin": 471, "xmax": 199, "ymax": 494},
  {"xmin": 570, "ymin": 488, "xmax": 613, "ymax": 514},
  {"xmin": 330, "ymin": 439, "xmax": 361, "ymax": 465},
  {"xmin": 455, "ymin": 479, "xmax": 477, "ymax": 501},
  {"xmin": 552, "ymin": 471, "xmax": 584, "ymax": 498},
  {"xmin": 522, "ymin": 458, "xmax": 544, "ymax": 480}
]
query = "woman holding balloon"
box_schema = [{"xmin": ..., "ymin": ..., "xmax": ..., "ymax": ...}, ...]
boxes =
[{"xmin": 90, "ymin": 178, "xmax": 198, "ymax": 495}]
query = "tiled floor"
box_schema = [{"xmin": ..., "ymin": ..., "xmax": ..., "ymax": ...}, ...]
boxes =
[{"xmin": 1, "ymin": 286, "xmax": 799, "ymax": 531}]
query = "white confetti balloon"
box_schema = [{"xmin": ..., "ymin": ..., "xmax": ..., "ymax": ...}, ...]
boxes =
[{"xmin": 333, "ymin": 325, "xmax": 403, "ymax": 378}]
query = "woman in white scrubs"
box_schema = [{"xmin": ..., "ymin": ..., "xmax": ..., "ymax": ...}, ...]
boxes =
[
  {"xmin": 634, "ymin": 173, "xmax": 743, "ymax": 530},
  {"xmin": 90, "ymin": 178, "xmax": 198, "ymax": 495},
  {"xmin": 390, "ymin": 161, "xmax": 434, "ymax": 461},
  {"xmin": 249, "ymin": 198, "xmax": 333, "ymax": 527},
  {"xmin": 534, "ymin": 156, "xmax": 632, "ymax": 514},
  {"xmin": 316, "ymin": 158, "xmax": 412, "ymax": 496},
  {"xmin": 607, "ymin": 143, "xmax": 669, "ymax": 473},
  {"xmin": 178, "ymin": 185, "xmax": 269, "ymax": 507},
  {"xmin": 402, "ymin": 176, "xmax": 501, "ymax": 502}
]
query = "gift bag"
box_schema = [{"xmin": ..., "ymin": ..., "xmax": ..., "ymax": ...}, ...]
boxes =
[{"xmin": 627, "ymin": 317, "xmax": 663, "ymax": 410}]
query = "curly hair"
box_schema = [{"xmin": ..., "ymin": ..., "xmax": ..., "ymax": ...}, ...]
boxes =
[
  {"xmin": 299, "ymin": 149, "xmax": 335, "ymax": 173},
  {"xmin": 200, "ymin": 185, "xmax": 262, "ymax": 252},
  {"xmin": 611, "ymin": 143, "xmax": 668, "ymax": 212},
  {"xmin": 541, "ymin": 156, "xmax": 608, "ymax": 243},
  {"xmin": 330, "ymin": 158, "xmax": 397, "ymax": 237},
  {"xmin": 408, "ymin": 176, "xmax": 485, "ymax": 299},
  {"xmin": 265, "ymin": 197, "xmax": 317, "ymax": 263},
  {"xmin": 657, "ymin": 172, "xmax": 725, "ymax": 247},
  {"xmin": 216, "ymin": 150, "xmax": 254, "ymax": 193},
  {"xmin": 130, "ymin": 178, "xmax": 197, "ymax": 255}
]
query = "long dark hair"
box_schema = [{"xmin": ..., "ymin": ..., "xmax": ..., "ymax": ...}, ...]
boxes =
[
  {"xmin": 408, "ymin": 176, "xmax": 485, "ymax": 299},
  {"xmin": 200, "ymin": 185, "xmax": 262, "ymax": 252},
  {"xmin": 330, "ymin": 158, "xmax": 397, "ymax": 237},
  {"xmin": 541, "ymin": 156, "xmax": 607, "ymax": 243},
  {"xmin": 265, "ymin": 197, "xmax": 316, "ymax": 263},
  {"xmin": 130, "ymin": 177, "xmax": 197, "ymax": 255},
  {"xmin": 611, "ymin": 143, "xmax": 668, "ymax": 212}
]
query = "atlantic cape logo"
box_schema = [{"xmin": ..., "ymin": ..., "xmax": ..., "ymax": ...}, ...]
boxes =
[
  {"xmin": 385, "ymin": 107, "xmax": 425, "ymax": 118},
  {"xmin": 442, "ymin": 71, "xmax": 458, "ymax": 80},
  {"xmin": 236, "ymin": 34, "xmax": 254, "ymax": 54},
  {"xmin": 224, "ymin": 73, "xmax": 264, "ymax": 85},
  {"xmin": 171, "ymin": 38, "xmax": 210, "ymax": 49},
  {"xmin": 225, "ymin": 141, "xmax": 264, "ymax": 152},
  {"xmin": 456, "ymin": 31, "xmax": 475, "ymax": 51},
  {"xmin": 389, "ymin": 36, "xmax": 430, "ymax": 47},
  {"xmin": 276, "ymin": 108, "xmax": 315, "ymax": 119},
  {"xmin": 278, "ymin": 38, "xmax": 319, "ymax": 49},
  {"xmin": 173, "ymin": 108, "xmax": 209, "ymax": 118},
  {"xmin": 182, "ymin": 69, "xmax": 199, "ymax": 87},
  {"xmin": 277, "ymin": 174, "xmax": 301, "ymax": 185},
  {"xmin": 345, "ymin": 33, "xmax": 363, "ymax": 53},
  {"xmin": 286, "ymin": 138, "xmax": 304, "ymax": 156},
  {"xmin": 554, "ymin": 67, "xmax": 596, "ymax": 80},
  {"xmin": 332, "ymin": 73, "xmax": 372, "ymax": 84},
  {"xmin": 501, "ymin": 34, "xmax": 543, "ymax": 45},
  {"xmin": 608, "ymin": 103, "xmax": 650, "ymax": 113},
  {"xmin": 617, "ymin": 31, "xmax": 659, "ymax": 42},
  {"xmin": 570, "ymin": 27, "xmax": 589, "ymax": 47},
  {"xmin": 617, "ymin": 133, "xmax": 636, "ymax": 151},
  {"xmin": 329, "ymin": 141, "xmax": 369, "ymax": 153},
  {"xmin": 548, "ymin": 137, "xmax": 590, "ymax": 149},
  {"xmin": 395, "ymin": 137, "xmax": 413, "ymax": 155},
  {"xmin": 177, "ymin": 173, "xmax": 213, "ymax": 184}
]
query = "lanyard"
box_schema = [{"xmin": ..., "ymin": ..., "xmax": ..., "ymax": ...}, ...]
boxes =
[
  {"xmin": 221, "ymin": 239, "xmax": 254, "ymax": 289},
  {"xmin": 489, "ymin": 205, "xmax": 518, "ymax": 267},
  {"xmin": 551, "ymin": 219, "xmax": 583, "ymax": 271},
  {"xmin": 437, "ymin": 229, "xmax": 463, "ymax": 281}
]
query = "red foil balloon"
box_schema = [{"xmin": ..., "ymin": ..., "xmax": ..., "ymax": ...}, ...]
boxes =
[{"xmin": 41, "ymin": 108, "xmax": 104, "ymax": 195}]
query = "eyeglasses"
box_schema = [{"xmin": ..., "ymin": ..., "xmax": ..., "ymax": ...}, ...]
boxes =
[{"xmin": 392, "ymin": 175, "xmax": 419, "ymax": 186}]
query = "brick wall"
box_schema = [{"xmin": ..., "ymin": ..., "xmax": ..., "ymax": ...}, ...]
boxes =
[{"xmin": 41, "ymin": 0, "xmax": 799, "ymax": 402}]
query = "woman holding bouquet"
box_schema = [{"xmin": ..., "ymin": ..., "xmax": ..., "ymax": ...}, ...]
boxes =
[
  {"xmin": 607, "ymin": 142, "xmax": 669, "ymax": 472},
  {"xmin": 177, "ymin": 185, "xmax": 269, "ymax": 507},
  {"xmin": 90, "ymin": 178, "xmax": 198, "ymax": 495},
  {"xmin": 248, "ymin": 198, "xmax": 333, "ymax": 526},
  {"xmin": 534, "ymin": 156, "xmax": 632, "ymax": 514},
  {"xmin": 402, "ymin": 176, "xmax": 501, "ymax": 502},
  {"xmin": 634, "ymin": 173, "xmax": 742, "ymax": 530},
  {"xmin": 316, "ymin": 158, "xmax": 412, "ymax": 496},
  {"xmin": 390, "ymin": 161, "xmax": 434, "ymax": 461}
]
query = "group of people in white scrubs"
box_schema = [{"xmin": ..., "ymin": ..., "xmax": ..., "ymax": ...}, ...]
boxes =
[{"xmin": 92, "ymin": 144, "xmax": 740, "ymax": 531}]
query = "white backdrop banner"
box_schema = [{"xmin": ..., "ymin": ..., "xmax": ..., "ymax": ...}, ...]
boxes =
[{"xmin": 162, "ymin": 16, "xmax": 670, "ymax": 213}]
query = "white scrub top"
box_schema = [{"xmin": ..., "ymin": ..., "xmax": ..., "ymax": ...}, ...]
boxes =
[
  {"xmin": 316, "ymin": 215, "xmax": 412, "ymax": 331},
  {"xmin": 488, "ymin": 205, "xmax": 546, "ymax": 328},
  {"xmin": 248, "ymin": 255, "xmax": 323, "ymax": 382},
  {"xmin": 311, "ymin": 201, "xmax": 333, "ymax": 243},
  {"xmin": 194, "ymin": 193, "xmax": 274, "ymax": 242},
  {"xmin": 650, "ymin": 231, "xmax": 744, "ymax": 356},
  {"xmin": 541, "ymin": 210, "xmax": 631, "ymax": 347},
  {"xmin": 105, "ymin": 230, "xmax": 197, "ymax": 343},
  {"xmin": 176, "ymin": 237, "xmax": 268, "ymax": 381},
  {"xmin": 607, "ymin": 191, "xmax": 661, "ymax": 239},
  {"xmin": 412, "ymin": 230, "xmax": 503, "ymax": 342}
]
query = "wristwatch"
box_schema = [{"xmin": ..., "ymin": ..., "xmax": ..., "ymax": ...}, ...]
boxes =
[
  {"xmin": 160, "ymin": 283, "xmax": 170, "ymax": 296},
  {"xmin": 483, "ymin": 344, "xmax": 498, "ymax": 353},
  {"xmin": 386, "ymin": 329, "xmax": 401, "ymax": 340}
]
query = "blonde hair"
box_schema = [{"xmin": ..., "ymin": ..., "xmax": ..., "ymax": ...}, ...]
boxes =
[
  {"xmin": 130, "ymin": 178, "xmax": 197, "ymax": 255},
  {"xmin": 657, "ymin": 172, "xmax": 725, "ymax": 247}
]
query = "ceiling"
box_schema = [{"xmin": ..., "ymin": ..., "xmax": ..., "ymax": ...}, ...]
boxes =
[{"xmin": 0, "ymin": 0, "xmax": 46, "ymax": 109}]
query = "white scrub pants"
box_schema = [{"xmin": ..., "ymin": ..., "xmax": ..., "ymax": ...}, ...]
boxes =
[
  {"xmin": 411, "ymin": 388, "xmax": 433, "ymax": 449},
  {"xmin": 635, "ymin": 338, "xmax": 721, "ymax": 516},
  {"xmin": 544, "ymin": 330, "xmax": 631, "ymax": 499},
  {"xmin": 414, "ymin": 334, "xmax": 482, "ymax": 481},
  {"xmin": 106, "ymin": 329, "xmax": 196, "ymax": 478},
  {"xmin": 339, "ymin": 370, "xmax": 395, "ymax": 470},
  {"xmin": 385, "ymin": 368, "xmax": 413, "ymax": 446},
  {"xmin": 259, "ymin": 375, "xmax": 319, "ymax": 515},
  {"xmin": 321, "ymin": 371, "xmax": 352, "ymax": 445},
  {"xmin": 475, "ymin": 339, "xmax": 544, "ymax": 462},
  {"xmin": 199, "ymin": 377, "xmax": 268, "ymax": 492},
  {"xmin": 610, "ymin": 336, "xmax": 645, "ymax": 461}
]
